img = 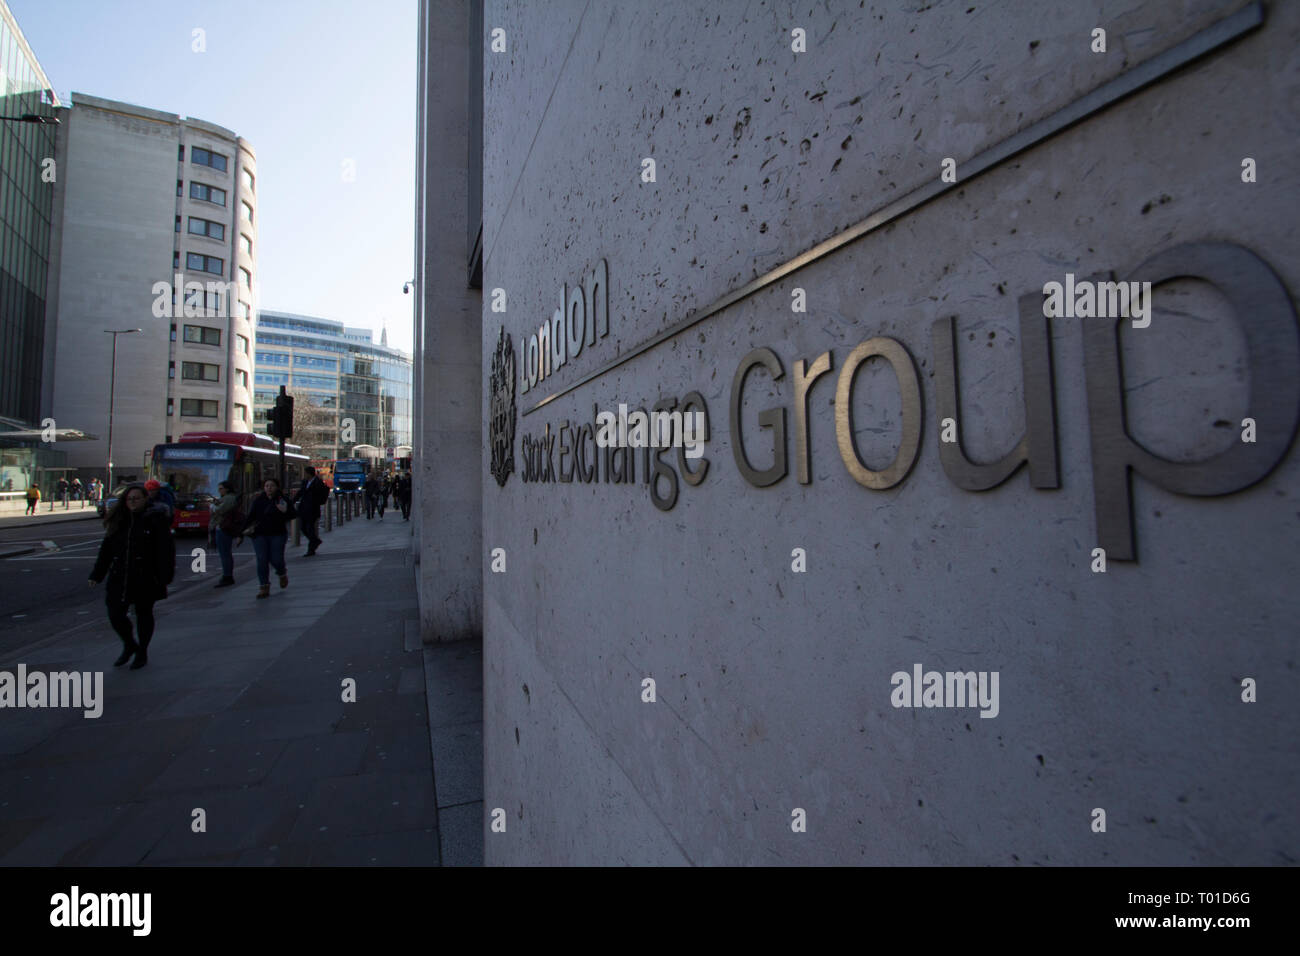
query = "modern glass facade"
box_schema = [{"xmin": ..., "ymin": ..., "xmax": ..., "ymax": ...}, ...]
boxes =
[
  {"xmin": 0, "ymin": 1, "xmax": 57, "ymax": 428},
  {"xmin": 254, "ymin": 310, "xmax": 411, "ymax": 461}
]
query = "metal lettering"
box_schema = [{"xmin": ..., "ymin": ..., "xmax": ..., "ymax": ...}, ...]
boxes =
[
  {"xmin": 835, "ymin": 337, "xmax": 922, "ymax": 490},
  {"xmin": 793, "ymin": 351, "xmax": 833, "ymax": 484},
  {"xmin": 1081, "ymin": 241, "xmax": 1300, "ymax": 560},
  {"xmin": 677, "ymin": 391, "xmax": 710, "ymax": 486},
  {"xmin": 730, "ymin": 347, "xmax": 787, "ymax": 487},
  {"xmin": 650, "ymin": 397, "xmax": 679, "ymax": 511},
  {"xmin": 930, "ymin": 294, "xmax": 1059, "ymax": 491}
]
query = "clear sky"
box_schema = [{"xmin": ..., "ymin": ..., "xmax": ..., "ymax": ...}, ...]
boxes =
[{"xmin": 9, "ymin": 0, "xmax": 417, "ymax": 354}]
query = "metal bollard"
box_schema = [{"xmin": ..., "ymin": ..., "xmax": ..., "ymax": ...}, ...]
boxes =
[
  {"xmin": 325, "ymin": 496, "xmax": 333, "ymax": 532},
  {"xmin": 293, "ymin": 517, "xmax": 300, "ymax": 546}
]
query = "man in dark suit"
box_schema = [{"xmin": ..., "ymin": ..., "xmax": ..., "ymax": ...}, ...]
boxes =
[{"xmin": 295, "ymin": 467, "xmax": 330, "ymax": 556}]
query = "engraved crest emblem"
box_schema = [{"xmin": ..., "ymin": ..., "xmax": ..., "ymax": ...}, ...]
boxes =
[{"xmin": 489, "ymin": 327, "xmax": 516, "ymax": 487}]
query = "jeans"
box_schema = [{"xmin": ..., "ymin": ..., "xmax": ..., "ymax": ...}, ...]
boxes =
[
  {"xmin": 214, "ymin": 528, "xmax": 234, "ymax": 579},
  {"xmin": 252, "ymin": 534, "xmax": 287, "ymax": 586}
]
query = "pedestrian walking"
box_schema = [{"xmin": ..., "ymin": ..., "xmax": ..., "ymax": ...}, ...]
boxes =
[
  {"xmin": 24, "ymin": 484, "xmax": 40, "ymax": 515},
  {"xmin": 88, "ymin": 483, "xmax": 176, "ymax": 669},
  {"xmin": 56, "ymin": 476, "xmax": 69, "ymax": 507},
  {"xmin": 71, "ymin": 477, "xmax": 83, "ymax": 501},
  {"xmin": 363, "ymin": 473, "xmax": 379, "ymax": 519},
  {"xmin": 210, "ymin": 481, "xmax": 243, "ymax": 587},
  {"xmin": 293, "ymin": 466, "xmax": 329, "ymax": 555},
  {"xmin": 144, "ymin": 479, "xmax": 175, "ymax": 521},
  {"xmin": 241, "ymin": 478, "xmax": 296, "ymax": 599},
  {"xmin": 397, "ymin": 472, "xmax": 412, "ymax": 520}
]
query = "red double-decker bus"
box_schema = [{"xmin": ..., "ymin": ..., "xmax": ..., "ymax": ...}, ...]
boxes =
[{"xmin": 149, "ymin": 431, "xmax": 310, "ymax": 533}]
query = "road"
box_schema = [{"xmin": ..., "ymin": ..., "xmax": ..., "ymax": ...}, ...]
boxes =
[{"xmin": 0, "ymin": 519, "xmax": 216, "ymax": 658}]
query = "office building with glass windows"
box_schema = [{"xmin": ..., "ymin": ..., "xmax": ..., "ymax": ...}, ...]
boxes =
[
  {"xmin": 0, "ymin": 0, "xmax": 63, "ymax": 493},
  {"xmin": 44, "ymin": 92, "xmax": 257, "ymax": 482},
  {"xmin": 253, "ymin": 310, "xmax": 411, "ymax": 463}
]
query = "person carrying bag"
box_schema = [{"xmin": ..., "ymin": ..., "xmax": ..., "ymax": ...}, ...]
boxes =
[{"xmin": 242, "ymin": 478, "xmax": 296, "ymax": 599}]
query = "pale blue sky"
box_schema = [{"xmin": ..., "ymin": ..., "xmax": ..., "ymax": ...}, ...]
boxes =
[{"xmin": 9, "ymin": 0, "xmax": 418, "ymax": 353}]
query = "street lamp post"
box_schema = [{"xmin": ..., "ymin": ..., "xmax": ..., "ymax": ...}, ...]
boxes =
[{"xmin": 104, "ymin": 328, "xmax": 141, "ymax": 494}]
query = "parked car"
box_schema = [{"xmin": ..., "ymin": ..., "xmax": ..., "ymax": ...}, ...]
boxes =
[{"xmin": 97, "ymin": 485, "xmax": 130, "ymax": 518}]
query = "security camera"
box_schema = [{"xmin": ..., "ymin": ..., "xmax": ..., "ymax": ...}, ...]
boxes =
[{"xmin": 403, "ymin": 282, "xmax": 412, "ymax": 294}]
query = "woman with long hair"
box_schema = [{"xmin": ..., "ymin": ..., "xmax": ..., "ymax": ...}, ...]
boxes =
[
  {"xmin": 242, "ymin": 477, "xmax": 296, "ymax": 599},
  {"xmin": 88, "ymin": 483, "xmax": 176, "ymax": 669}
]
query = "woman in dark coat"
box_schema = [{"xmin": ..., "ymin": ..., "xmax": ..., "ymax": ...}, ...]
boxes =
[
  {"xmin": 89, "ymin": 483, "xmax": 176, "ymax": 669},
  {"xmin": 241, "ymin": 477, "xmax": 296, "ymax": 599}
]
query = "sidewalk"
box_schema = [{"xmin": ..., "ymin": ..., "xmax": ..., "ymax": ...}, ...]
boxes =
[
  {"xmin": 0, "ymin": 510, "xmax": 483, "ymax": 866},
  {"xmin": 0, "ymin": 505, "xmax": 100, "ymax": 534}
]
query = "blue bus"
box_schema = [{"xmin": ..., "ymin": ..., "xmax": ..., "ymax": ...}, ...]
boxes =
[{"xmin": 331, "ymin": 458, "xmax": 367, "ymax": 493}]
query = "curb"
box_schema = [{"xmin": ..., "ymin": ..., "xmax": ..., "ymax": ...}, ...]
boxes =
[
  {"xmin": 0, "ymin": 546, "xmax": 38, "ymax": 559},
  {"xmin": 0, "ymin": 513, "xmax": 101, "ymax": 531}
]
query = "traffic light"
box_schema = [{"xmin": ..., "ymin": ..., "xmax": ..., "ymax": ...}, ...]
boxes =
[
  {"xmin": 274, "ymin": 394, "xmax": 293, "ymax": 439},
  {"xmin": 266, "ymin": 394, "xmax": 294, "ymax": 439}
]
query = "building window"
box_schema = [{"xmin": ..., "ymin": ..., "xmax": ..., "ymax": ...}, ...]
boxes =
[
  {"xmin": 294, "ymin": 354, "xmax": 338, "ymax": 371},
  {"xmin": 241, "ymin": 201, "xmax": 253, "ymax": 223},
  {"xmin": 187, "ymin": 217, "xmax": 225, "ymax": 240},
  {"xmin": 239, "ymin": 233, "xmax": 252, "ymax": 256},
  {"xmin": 239, "ymin": 266, "xmax": 251, "ymax": 288},
  {"xmin": 293, "ymin": 374, "xmax": 336, "ymax": 390},
  {"xmin": 256, "ymin": 351, "xmax": 290, "ymax": 365},
  {"xmin": 236, "ymin": 334, "xmax": 249, "ymax": 355},
  {"xmin": 183, "ymin": 325, "xmax": 221, "ymax": 346},
  {"xmin": 173, "ymin": 251, "xmax": 180, "ymax": 268},
  {"xmin": 180, "ymin": 398, "xmax": 219, "ymax": 418},
  {"xmin": 167, "ymin": 399, "xmax": 174, "ymax": 415},
  {"xmin": 189, "ymin": 182, "xmax": 226, "ymax": 206},
  {"xmin": 177, "ymin": 179, "xmax": 183, "ymax": 197},
  {"xmin": 168, "ymin": 362, "xmax": 175, "ymax": 379},
  {"xmin": 175, "ymin": 215, "xmax": 181, "ymax": 233},
  {"xmin": 169, "ymin": 323, "xmax": 177, "ymax": 342},
  {"xmin": 186, "ymin": 252, "xmax": 224, "ymax": 276},
  {"xmin": 242, "ymin": 168, "xmax": 254, "ymax": 193},
  {"xmin": 182, "ymin": 361, "xmax": 221, "ymax": 382},
  {"xmin": 234, "ymin": 403, "xmax": 248, "ymax": 422},
  {"xmin": 236, "ymin": 369, "xmax": 249, "ymax": 389},
  {"xmin": 191, "ymin": 147, "xmax": 228, "ymax": 172},
  {"xmin": 182, "ymin": 288, "xmax": 223, "ymax": 314}
]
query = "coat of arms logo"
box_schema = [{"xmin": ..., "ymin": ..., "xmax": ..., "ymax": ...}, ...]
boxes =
[{"xmin": 489, "ymin": 327, "xmax": 516, "ymax": 487}]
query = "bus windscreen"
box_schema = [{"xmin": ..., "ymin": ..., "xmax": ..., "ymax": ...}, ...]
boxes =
[{"xmin": 155, "ymin": 447, "xmax": 235, "ymax": 503}]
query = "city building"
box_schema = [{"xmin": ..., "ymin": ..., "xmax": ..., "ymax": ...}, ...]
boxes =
[
  {"xmin": 0, "ymin": 0, "xmax": 65, "ymax": 494},
  {"xmin": 253, "ymin": 309, "xmax": 411, "ymax": 463},
  {"xmin": 44, "ymin": 92, "xmax": 257, "ymax": 485},
  {"xmin": 416, "ymin": 0, "xmax": 1300, "ymax": 864}
]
